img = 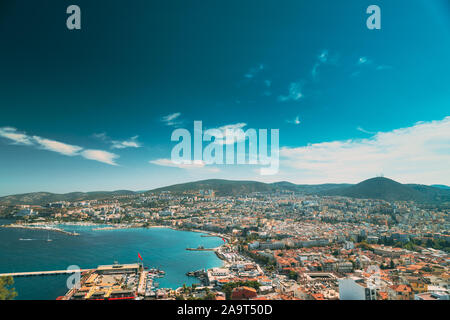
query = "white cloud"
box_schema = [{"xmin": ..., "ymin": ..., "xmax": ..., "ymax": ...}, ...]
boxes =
[
  {"xmin": 0, "ymin": 127, "xmax": 33, "ymax": 145},
  {"xmin": 32, "ymin": 136, "xmax": 82, "ymax": 156},
  {"xmin": 92, "ymin": 132, "xmax": 108, "ymax": 141},
  {"xmin": 0, "ymin": 126, "xmax": 119, "ymax": 165},
  {"xmin": 93, "ymin": 132, "xmax": 142, "ymax": 149},
  {"xmin": 318, "ymin": 50, "xmax": 329, "ymax": 63},
  {"xmin": 280, "ymin": 117, "xmax": 450, "ymax": 185},
  {"xmin": 150, "ymin": 158, "xmax": 220, "ymax": 172},
  {"xmin": 286, "ymin": 116, "xmax": 301, "ymax": 125},
  {"xmin": 357, "ymin": 56, "xmax": 372, "ymax": 65},
  {"xmin": 111, "ymin": 136, "xmax": 141, "ymax": 149},
  {"xmin": 356, "ymin": 126, "xmax": 375, "ymax": 134},
  {"xmin": 81, "ymin": 150, "xmax": 119, "ymax": 166},
  {"xmin": 161, "ymin": 112, "xmax": 182, "ymax": 127},
  {"xmin": 311, "ymin": 50, "xmax": 339, "ymax": 80},
  {"xmin": 278, "ymin": 82, "xmax": 303, "ymax": 102},
  {"xmin": 209, "ymin": 123, "xmax": 248, "ymax": 145}
]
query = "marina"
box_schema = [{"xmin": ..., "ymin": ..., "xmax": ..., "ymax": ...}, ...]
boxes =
[
  {"xmin": 0, "ymin": 223, "xmax": 224, "ymax": 299},
  {"xmin": 0, "ymin": 269, "xmax": 92, "ymax": 278},
  {"xmin": 1, "ymin": 224, "xmax": 79, "ymax": 236}
]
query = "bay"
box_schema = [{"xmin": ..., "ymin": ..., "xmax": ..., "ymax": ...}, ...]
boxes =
[{"xmin": 0, "ymin": 219, "xmax": 223, "ymax": 300}]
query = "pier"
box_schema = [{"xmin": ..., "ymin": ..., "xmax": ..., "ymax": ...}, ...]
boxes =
[
  {"xmin": 186, "ymin": 247, "xmax": 218, "ymax": 251},
  {"xmin": 1, "ymin": 224, "xmax": 80, "ymax": 236},
  {"xmin": 0, "ymin": 269, "xmax": 92, "ymax": 278}
]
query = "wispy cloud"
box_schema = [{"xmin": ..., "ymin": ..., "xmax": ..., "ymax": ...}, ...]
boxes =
[
  {"xmin": 111, "ymin": 136, "xmax": 141, "ymax": 149},
  {"xmin": 81, "ymin": 150, "xmax": 119, "ymax": 166},
  {"xmin": 244, "ymin": 64, "xmax": 264, "ymax": 79},
  {"xmin": 356, "ymin": 126, "xmax": 375, "ymax": 134},
  {"xmin": 278, "ymin": 82, "xmax": 303, "ymax": 102},
  {"xmin": 93, "ymin": 132, "xmax": 142, "ymax": 149},
  {"xmin": 33, "ymin": 136, "xmax": 82, "ymax": 156},
  {"xmin": 0, "ymin": 127, "xmax": 119, "ymax": 165},
  {"xmin": 150, "ymin": 158, "xmax": 220, "ymax": 172},
  {"xmin": 0, "ymin": 127, "xmax": 33, "ymax": 145},
  {"xmin": 286, "ymin": 116, "xmax": 301, "ymax": 125},
  {"xmin": 280, "ymin": 117, "xmax": 450, "ymax": 184},
  {"xmin": 209, "ymin": 123, "xmax": 248, "ymax": 145},
  {"xmin": 312, "ymin": 50, "xmax": 339, "ymax": 81},
  {"xmin": 357, "ymin": 56, "xmax": 372, "ymax": 65},
  {"xmin": 161, "ymin": 112, "xmax": 183, "ymax": 127},
  {"xmin": 352, "ymin": 56, "xmax": 392, "ymax": 77}
]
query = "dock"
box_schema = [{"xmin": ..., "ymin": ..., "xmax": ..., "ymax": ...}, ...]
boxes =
[
  {"xmin": 0, "ymin": 269, "xmax": 92, "ymax": 278},
  {"xmin": 1, "ymin": 224, "xmax": 80, "ymax": 236}
]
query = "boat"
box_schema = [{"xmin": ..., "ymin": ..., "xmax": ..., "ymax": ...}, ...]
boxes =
[{"xmin": 46, "ymin": 232, "xmax": 52, "ymax": 242}]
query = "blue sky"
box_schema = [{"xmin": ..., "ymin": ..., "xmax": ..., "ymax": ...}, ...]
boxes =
[{"xmin": 0, "ymin": 0, "xmax": 449, "ymax": 195}]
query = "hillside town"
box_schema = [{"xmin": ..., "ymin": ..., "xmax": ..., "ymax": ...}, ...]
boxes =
[{"xmin": 1, "ymin": 188, "xmax": 449, "ymax": 300}]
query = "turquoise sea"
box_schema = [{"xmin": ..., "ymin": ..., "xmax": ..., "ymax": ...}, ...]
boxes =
[{"xmin": 0, "ymin": 219, "xmax": 223, "ymax": 300}]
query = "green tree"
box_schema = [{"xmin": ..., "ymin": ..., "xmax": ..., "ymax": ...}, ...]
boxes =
[
  {"xmin": 0, "ymin": 276, "xmax": 17, "ymax": 300},
  {"xmin": 288, "ymin": 270, "xmax": 298, "ymax": 281}
]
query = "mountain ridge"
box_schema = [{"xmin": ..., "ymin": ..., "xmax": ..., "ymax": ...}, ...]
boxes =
[{"xmin": 1, "ymin": 177, "xmax": 449, "ymax": 205}]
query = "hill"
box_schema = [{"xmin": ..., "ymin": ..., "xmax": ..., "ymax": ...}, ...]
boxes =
[
  {"xmin": 149, "ymin": 179, "xmax": 277, "ymax": 196},
  {"xmin": 431, "ymin": 184, "xmax": 450, "ymax": 190},
  {"xmin": 0, "ymin": 190, "xmax": 135, "ymax": 205},
  {"xmin": 322, "ymin": 177, "xmax": 450, "ymax": 203},
  {"xmin": 272, "ymin": 182, "xmax": 352, "ymax": 194},
  {"xmin": 1, "ymin": 178, "xmax": 449, "ymax": 205}
]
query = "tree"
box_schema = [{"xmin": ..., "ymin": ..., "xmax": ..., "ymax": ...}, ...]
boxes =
[
  {"xmin": 390, "ymin": 260, "xmax": 395, "ymax": 269},
  {"xmin": 0, "ymin": 276, "xmax": 17, "ymax": 300},
  {"xmin": 288, "ymin": 270, "xmax": 298, "ymax": 281}
]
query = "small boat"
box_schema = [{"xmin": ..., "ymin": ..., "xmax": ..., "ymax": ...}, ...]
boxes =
[{"xmin": 46, "ymin": 232, "xmax": 52, "ymax": 242}]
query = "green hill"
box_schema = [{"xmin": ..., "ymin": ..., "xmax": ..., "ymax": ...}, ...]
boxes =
[
  {"xmin": 1, "ymin": 177, "xmax": 449, "ymax": 205},
  {"xmin": 0, "ymin": 190, "xmax": 135, "ymax": 205},
  {"xmin": 149, "ymin": 179, "xmax": 277, "ymax": 196},
  {"xmin": 322, "ymin": 177, "xmax": 450, "ymax": 203}
]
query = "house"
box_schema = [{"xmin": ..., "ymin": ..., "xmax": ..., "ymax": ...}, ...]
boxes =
[
  {"xmin": 231, "ymin": 286, "xmax": 258, "ymax": 300},
  {"xmin": 388, "ymin": 284, "xmax": 414, "ymax": 300}
]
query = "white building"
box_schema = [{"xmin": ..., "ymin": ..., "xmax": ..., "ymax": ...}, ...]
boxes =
[{"xmin": 339, "ymin": 277, "xmax": 377, "ymax": 300}]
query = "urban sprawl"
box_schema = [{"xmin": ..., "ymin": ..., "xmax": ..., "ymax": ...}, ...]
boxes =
[{"xmin": 1, "ymin": 188, "xmax": 449, "ymax": 300}]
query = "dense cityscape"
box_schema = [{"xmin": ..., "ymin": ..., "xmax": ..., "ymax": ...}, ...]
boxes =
[{"xmin": 1, "ymin": 178, "xmax": 448, "ymax": 300}]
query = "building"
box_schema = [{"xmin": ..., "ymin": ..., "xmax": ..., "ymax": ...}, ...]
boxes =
[
  {"xmin": 388, "ymin": 284, "xmax": 414, "ymax": 300},
  {"xmin": 339, "ymin": 277, "xmax": 377, "ymax": 300},
  {"xmin": 231, "ymin": 286, "xmax": 258, "ymax": 300}
]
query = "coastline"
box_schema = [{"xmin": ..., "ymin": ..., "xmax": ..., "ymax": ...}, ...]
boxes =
[
  {"xmin": 1, "ymin": 223, "xmax": 80, "ymax": 236},
  {"xmin": 1, "ymin": 220, "xmax": 230, "ymax": 267}
]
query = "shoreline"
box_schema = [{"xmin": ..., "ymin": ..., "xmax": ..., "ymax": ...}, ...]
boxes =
[
  {"xmin": 2, "ymin": 220, "xmax": 229, "ymax": 266},
  {"xmin": 1, "ymin": 224, "xmax": 79, "ymax": 236}
]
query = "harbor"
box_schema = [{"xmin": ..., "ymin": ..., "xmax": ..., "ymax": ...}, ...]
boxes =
[
  {"xmin": 0, "ymin": 269, "xmax": 92, "ymax": 278},
  {"xmin": 1, "ymin": 223, "xmax": 79, "ymax": 236}
]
